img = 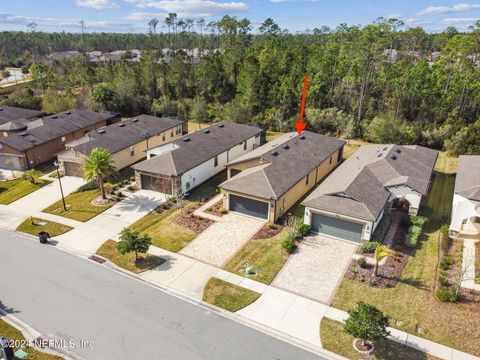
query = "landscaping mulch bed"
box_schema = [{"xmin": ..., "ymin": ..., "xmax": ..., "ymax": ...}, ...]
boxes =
[
  {"xmin": 173, "ymin": 206, "xmax": 213, "ymax": 234},
  {"xmin": 206, "ymin": 200, "xmax": 226, "ymax": 217},
  {"xmin": 252, "ymin": 223, "xmax": 284, "ymax": 239}
]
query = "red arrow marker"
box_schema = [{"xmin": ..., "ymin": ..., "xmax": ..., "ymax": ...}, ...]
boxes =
[{"xmin": 295, "ymin": 76, "xmax": 308, "ymax": 134}]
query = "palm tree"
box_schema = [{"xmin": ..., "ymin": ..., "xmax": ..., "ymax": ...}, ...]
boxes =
[
  {"xmin": 373, "ymin": 245, "xmax": 397, "ymax": 277},
  {"xmin": 81, "ymin": 148, "xmax": 116, "ymax": 200},
  {"xmin": 22, "ymin": 169, "xmax": 41, "ymax": 185}
]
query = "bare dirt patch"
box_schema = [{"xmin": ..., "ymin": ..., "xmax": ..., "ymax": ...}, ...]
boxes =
[{"xmin": 173, "ymin": 207, "xmax": 213, "ymax": 234}]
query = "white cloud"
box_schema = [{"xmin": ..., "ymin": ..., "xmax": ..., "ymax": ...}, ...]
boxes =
[
  {"xmin": 126, "ymin": 0, "xmax": 247, "ymax": 17},
  {"xmin": 75, "ymin": 0, "xmax": 118, "ymax": 9},
  {"xmin": 440, "ymin": 17, "xmax": 479, "ymax": 25},
  {"xmin": 417, "ymin": 3, "xmax": 480, "ymax": 16}
]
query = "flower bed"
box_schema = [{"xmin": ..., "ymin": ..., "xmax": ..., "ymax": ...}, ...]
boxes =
[
  {"xmin": 252, "ymin": 223, "xmax": 284, "ymax": 239},
  {"xmin": 172, "ymin": 206, "xmax": 213, "ymax": 234}
]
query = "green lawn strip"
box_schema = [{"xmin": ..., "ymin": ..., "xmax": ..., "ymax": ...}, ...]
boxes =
[
  {"xmin": 332, "ymin": 170, "xmax": 480, "ymax": 356},
  {"xmin": 96, "ymin": 240, "xmax": 165, "ymax": 274},
  {"xmin": 43, "ymin": 189, "xmax": 112, "ymax": 222},
  {"xmin": 475, "ymin": 242, "xmax": 480, "ymax": 284},
  {"xmin": 0, "ymin": 318, "xmax": 63, "ymax": 360},
  {"xmin": 128, "ymin": 205, "xmax": 197, "ymax": 252},
  {"xmin": 320, "ymin": 318, "xmax": 439, "ymax": 360},
  {"xmin": 16, "ymin": 217, "xmax": 73, "ymax": 237},
  {"xmin": 202, "ymin": 277, "xmax": 260, "ymax": 312},
  {"xmin": 0, "ymin": 179, "xmax": 51, "ymax": 205},
  {"xmin": 223, "ymin": 229, "xmax": 289, "ymax": 285}
]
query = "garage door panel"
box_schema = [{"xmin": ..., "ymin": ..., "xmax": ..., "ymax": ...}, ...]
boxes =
[
  {"xmin": 229, "ymin": 194, "xmax": 269, "ymax": 220},
  {"xmin": 311, "ymin": 213, "xmax": 362, "ymax": 243}
]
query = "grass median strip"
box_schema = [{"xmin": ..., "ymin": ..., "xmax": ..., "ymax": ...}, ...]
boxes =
[
  {"xmin": 43, "ymin": 189, "xmax": 112, "ymax": 222},
  {"xmin": 0, "ymin": 318, "xmax": 63, "ymax": 360},
  {"xmin": 203, "ymin": 278, "xmax": 260, "ymax": 312},
  {"xmin": 223, "ymin": 229, "xmax": 289, "ymax": 284},
  {"xmin": 320, "ymin": 318, "xmax": 439, "ymax": 360},
  {"xmin": 0, "ymin": 178, "xmax": 51, "ymax": 205},
  {"xmin": 16, "ymin": 217, "xmax": 73, "ymax": 237},
  {"xmin": 96, "ymin": 240, "xmax": 165, "ymax": 274}
]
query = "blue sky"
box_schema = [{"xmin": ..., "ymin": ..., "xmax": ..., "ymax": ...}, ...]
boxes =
[{"xmin": 0, "ymin": 0, "xmax": 479, "ymax": 33}]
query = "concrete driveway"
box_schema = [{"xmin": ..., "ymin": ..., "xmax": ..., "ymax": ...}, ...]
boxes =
[
  {"xmin": 272, "ymin": 235, "xmax": 356, "ymax": 304},
  {"xmin": 179, "ymin": 213, "xmax": 264, "ymax": 266}
]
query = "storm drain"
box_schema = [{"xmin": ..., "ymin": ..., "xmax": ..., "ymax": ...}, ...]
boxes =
[{"xmin": 88, "ymin": 255, "xmax": 106, "ymax": 264}]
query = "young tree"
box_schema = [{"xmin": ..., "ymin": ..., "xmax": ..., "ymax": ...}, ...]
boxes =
[
  {"xmin": 22, "ymin": 169, "xmax": 41, "ymax": 185},
  {"xmin": 117, "ymin": 228, "xmax": 152, "ymax": 263},
  {"xmin": 91, "ymin": 83, "xmax": 116, "ymax": 109},
  {"xmin": 81, "ymin": 148, "xmax": 116, "ymax": 200},
  {"xmin": 344, "ymin": 301, "xmax": 390, "ymax": 350},
  {"xmin": 373, "ymin": 245, "xmax": 397, "ymax": 276}
]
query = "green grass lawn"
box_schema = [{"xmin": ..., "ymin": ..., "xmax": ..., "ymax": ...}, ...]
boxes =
[
  {"xmin": 0, "ymin": 178, "xmax": 51, "ymax": 205},
  {"xmin": 96, "ymin": 240, "xmax": 165, "ymax": 273},
  {"xmin": 223, "ymin": 229, "xmax": 289, "ymax": 284},
  {"xmin": 331, "ymin": 154, "xmax": 480, "ymax": 357},
  {"xmin": 203, "ymin": 277, "xmax": 260, "ymax": 312},
  {"xmin": 128, "ymin": 206, "xmax": 197, "ymax": 252},
  {"xmin": 0, "ymin": 318, "xmax": 63, "ymax": 360},
  {"xmin": 43, "ymin": 189, "xmax": 112, "ymax": 222},
  {"xmin": 320, "ymin": 318, "xmax": 439, "ymax": 360},
  {"xmin": 16, "ymin": 217, "xmax": 73, "ymax": 237}
]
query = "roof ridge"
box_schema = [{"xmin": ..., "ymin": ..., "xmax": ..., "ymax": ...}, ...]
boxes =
[{"xmin": 260, "ymin": 166, "xmax": 277, "ymax": 199}]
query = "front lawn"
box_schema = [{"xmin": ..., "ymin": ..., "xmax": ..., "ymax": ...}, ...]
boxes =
[
  {"xmin": 0, "ymin": 178, "xmax": 50, "ymax": 205},
  {"xmin": 43, "ymin": 189, "xmax": 112, "ymax": 222},
  {"xmin": 0, "ymin": 318, "xmax": 63, "ymax": 360},
  {"xmin": 96, "ymin": 240, "xmax": 165, "ymax": 273},
  {"xmin": 128, "ymin": 205, "xmax": 197, "ymax": 252},
  {"xmin": 475, "ymin": 242, "xmax": 480, "ymax": 284},
  {"xmin": 16, "ymin": 217, "xmax": 73, "ymax": 237},
  {"xmin": 331, "ymin": 163, "xmax": 480, "ymax": 356},
  {"xmin": 320, "ymin": 318, "xmax": 439, "ymax": 360},
  {"xmin": 203, "ymin": 277, "xmax": 260, "ymax": 312},
  {"xmin": 223, "ymin": 229, "xmax": 289, "ymax": 284}
]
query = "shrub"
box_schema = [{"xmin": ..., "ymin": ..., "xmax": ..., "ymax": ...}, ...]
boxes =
[
  {"xmin": 266, "ymin": 222, "xmax": 276, "ymax": 229},
  {"xmin": 440, "ymin": 224, "xmax": 449, "ymax": 235},
  {"xmin": 411, "ymin": 216, "xmax": 428, "ymax": 227},
  {"xmin": 206, "ymin": 207, "xmax": 212, "ymax": 212},
  {"xmin": 357, "ymin": 257, "xmax": 368, "ymax": 268},
  {"xmin": 351, "ymin": 266, "xmax": 358, "ymax": 274},
  {"xmin": 76, "ymin": 181, "xmax": 97, "ymax": 192},
  {"xmin": 298, "ymin": 224, "xmax": 311, "ymax": 237},
  {"xmin": 371, "ymin": 215, "xmax": 391, "ymax": 243},
  {"xmin": 167, "ymin": 195, "xmax": 178, "ymax": 203},
  {"xmin": 436, "ymin": 288, "xmax": 458, "ymax": 302},
  {"xmin": 359, "ymin": 241, "xmax": 380, "ymax": 253},
  {"xmin": 408, "ymin": 225, "xmax": 422, "ymax": 236},
  {"xmin": 439, "ymin": 256, "xmax": 454, "ymax": 270},
  {"xmin": 281, "ymin": 235, "xmax": 296, "ymax": 254},
  {"xmin": 439, "ymin": 276, "xmax": 450, "ymax": 287},
  {"xmin": 127, "ymin": 185, "xmax": 136, "ymax": 191},
  {"xmin": 344, "ymin": 301, "xmax": 390, "ymax": 347},
  {"xmin": 219, "ymin": 207, "xmax": 227, "ymax": 214},
  {"xmin": 404, "ymin": 234, "xmax": 418, "ymax": 248}
]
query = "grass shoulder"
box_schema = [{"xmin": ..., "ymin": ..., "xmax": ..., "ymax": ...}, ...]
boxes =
[
  {"xmin": 96, "ymin": 240, "xmax": 164, "ymax": 273},
  {"xmin": 0, "ymin": 178, "xmax": 51, "ymax": 205},
  {"xmin": 320, "ymin": 318, "xmax": 439, "ymax": 360},
  {"xmin": 16, "ymin": 217, "xmax": 73, "ymax": 237},
  {"xmin": 202, "ymin": 278, "xmax": 260, "ymax": 312}
]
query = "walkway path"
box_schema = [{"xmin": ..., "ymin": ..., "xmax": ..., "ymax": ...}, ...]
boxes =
[{"xmin": 462, "ymin": 238, "xmax": 480, "ymax": 292}]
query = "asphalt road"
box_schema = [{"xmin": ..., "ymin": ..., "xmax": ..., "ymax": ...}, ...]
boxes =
[{"xmin": 0, "ymin": 230, "xmax": 326, "ymax": 360}]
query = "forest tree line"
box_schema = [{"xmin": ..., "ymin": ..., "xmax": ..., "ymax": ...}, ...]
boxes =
[{"xmin": 1, "ymin": 16, "xmax": 480, "ymax": 155}]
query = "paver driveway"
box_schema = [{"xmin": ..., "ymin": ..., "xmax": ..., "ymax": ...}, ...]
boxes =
[
  {"xmin": 273, "ymin": 235, "xmax": 356, "ymax": 304},
  {"xmin": 179, "ymin": 213, "xmax": 264, "ymax": 266}
]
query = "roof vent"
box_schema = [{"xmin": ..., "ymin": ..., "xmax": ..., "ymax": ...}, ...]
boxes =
[
  {"xmin": 383, "ymin": 147, "xmax": 388, "ymax": 151},
  {"xmin": 51, "ymin": 115, "xmax": 58, "ymax": 119},
  {"xmin": 65, "ymin": 111, "xmax": 71, "ymax": 115},
  {"xmin": 395, "ymin": 148, "xmax": 401, "ymax": 154},
  {"xmin": 0, "ymin": 108, "xmax": 3, "ymax": 111},
  {"xmin": 183, "ymin": 137, "xmax": 191, "ymax": 142},
  {"xmin": 203, "ymin": 129, "xmax": 211, "ymax": 134},
  {"xmin": 282, "ymin": 144, "xmax": 290, "ymax": 150},
  {"xmin": 132, "ymin": 118, "xmax": 139, "ymax": 122},
  {"xmin": 118, "ymin": 123, "xmax": 125, "ymax": 127},
  {"xmin": 217, "ymin": 123, "xmax": 225, "ymax": 128},
  {"xmin": 300, "ymin": 135, "xmax": 306, "ymax": 140},
  {"xmin": 391, "ymin": 155, "xmax": 397, "ymax": 160},
  {"xmin": 271, "ymin": 151, "xmax": 279, "ymax": 156},
  {"xmin": 19, "ymin": 132, "xmax": 27, "ymax": 136},
  {"xmin": 377, "ymin": 153, "xmax": 383, "ymax": 157},
  {"xmin": 30, "ymin": 139, "xmax": 36, "ymax": 143},
  {"xmin": 97, "ymin": 129, "xmax": 106, "ymax": 134}
]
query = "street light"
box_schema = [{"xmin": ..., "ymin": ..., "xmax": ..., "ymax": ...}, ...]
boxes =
[{"xmin": 53, "ymin": 160, "xmax": 66, "ymax": 212}]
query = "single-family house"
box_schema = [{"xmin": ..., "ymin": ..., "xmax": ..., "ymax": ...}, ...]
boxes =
[
  {"xmin": 0, "ymin": 106, "xmax": 44, "ymax": 137},
  {"xmin": 219, "ymin": 131, "xmax": 345, "ymax": 221},
  {"xmin": 132, "ymin": 122, "xmax": 263, "ymax": 195},
  {"xmin": 0, "ymin": 109, "xmax": 119, "ymax": 170},
  {"xmin": 449, "ymin": 155, "xmax": 480, "ymax": 238},
  {"xmin": 302, "ymin": 144, "xmax": 438, "ymax": 243},
  {"xmin": 57, "ymin": 115, "xmax": 185, "ymax": 176}
]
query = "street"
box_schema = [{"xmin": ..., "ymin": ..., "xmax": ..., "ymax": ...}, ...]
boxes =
[{"xmin": 0, "ymin": 230, "xmax": 325, "ymax": 360}]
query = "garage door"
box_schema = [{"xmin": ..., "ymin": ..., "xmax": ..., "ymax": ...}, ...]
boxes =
[
  {"xmin": 229, "ymin": 194, "xmax": 269, "ymax": 220},
  {"xmin": 311, "ymin": 213, "xmax": 363, "ymax": 243}
]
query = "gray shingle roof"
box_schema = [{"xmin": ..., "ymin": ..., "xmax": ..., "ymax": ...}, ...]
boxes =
[
  {"xmin": 220, "ymin": 131, "xmax": 346, "ymax": 200},
  {"xmin": 70, "ymin": 115, "xmax": 183, "ymax": 155},
  {"xmin": 132, "ymin": 122, "xmax": 262, "ymax": 176},
  {"xmin": 455, "ymin": 155, "xmax": 480, "ymax": 201},
  {"xmin": 303, "ymin": 144, "xmax": 438, "ymax": 221},
  {"xmin": 0, "ymin": 106, "xmax": 43, "ymax": 126},
  {"xmin": 0, "ymin": 109, "xmax": 118, "ymax": 152}
]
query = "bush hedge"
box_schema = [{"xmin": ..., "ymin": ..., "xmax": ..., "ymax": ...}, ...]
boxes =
[{"xmin": 359, "ymin": 241, "xmax": 380, "ymax": 253}]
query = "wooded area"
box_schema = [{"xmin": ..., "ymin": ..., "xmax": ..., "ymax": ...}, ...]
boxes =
[{"xmin": 1, "ymin": 16, "xmax": 479, "ymax": 155}]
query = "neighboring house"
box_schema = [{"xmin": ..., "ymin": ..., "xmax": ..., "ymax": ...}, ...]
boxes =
[
  {"xmin": 132, "ymin": 122, "xmax": 263, "ymax": 195},
  {"xmin": 47, "ymin": 51, "xmax": 82, "ymax": 62},
  {"xmin": 302, "ymin": 144, "xmax": 438, "ymax": 243},
  {"xmin": 0, "ymin": 109, "xmax": 118, "ymax": 170},
  {"xmin": 219, "ymin": 131, "xmax": 345, "ymax": 221},
  {"xmin": 0, "ymin": 106, "xmax": 44, "ymax": 137},
  {"xmin": 449, "ymin": 155, "xmax": 480, "ymax": 238},
  {"xmin": 57, "ymin": 115, "xmax": 185, "ymax": 176}
]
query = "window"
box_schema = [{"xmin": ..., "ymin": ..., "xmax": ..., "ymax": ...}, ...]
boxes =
[
  {"xmin": 130, "ymin": 146, "xmax": 135, "ymax": 156},
  {"xmin": 243, "ymin": 141, "xmax": 247, "ymax": 150},
  {"xmin": 305, "ymin": 174, "xmax": 309, "ymax": 185},
  {"xmin": 214, "ymin": 155, "xmax": 218, "ymax": 167},
  {"xmin": 171, "ymin": 129, "xmax": 174, "ymax": 137},
  {"xmin": 329, "ymin": 156, "xmax": 332, "ymax": 164},
  {"xmin": 162, "ymin": 132, "xmax": 165, "ymax": 141},
  {"xmin": 61, "ymin": 136, "xmax": 66, "ymax": 143}
]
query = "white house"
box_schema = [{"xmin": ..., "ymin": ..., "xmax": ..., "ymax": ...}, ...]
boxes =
[
  {"xmin": 132, "ymin": 122, "xmax": 263, "ymax": 195},
  {"xmin": 450, "ymin": 155, "xmax": 480, "ymax": 238},
  {"xmin": 302, "ymin": 144, "xmax": 438, "ymax": 244}
]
